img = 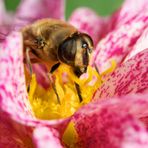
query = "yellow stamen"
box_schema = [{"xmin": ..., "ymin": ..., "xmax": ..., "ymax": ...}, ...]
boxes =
[
  {"xmin": 28, "ymin": 64, "xmax": 102, "ymax": 120},
  {"xmin": 62, "ymin": 122, "xmax": 78, "ymax": 148},
  {"xmin": 101, "ymin": 59, "xmax": 117, "ymax": 76}
]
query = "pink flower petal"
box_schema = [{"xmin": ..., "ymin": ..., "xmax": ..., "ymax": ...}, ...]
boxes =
[
  {"xmin": 73, "ymin": 94, "xmax": 148, "ymax": 147},
  {"xmin": 69, "ymin": 7, "xmax": 107, "ymax": 46},
  {"xmin": 0, "ymin": 112, "xmax": 34, "ymax": 148},
  {"xmin": 33, "ymin": 127, "xmax": 63, "ymax": 148},
  {"xmin": 32, "ymin": 64, "xmax": 50, "ymax": 89},
  {"xmin": 93, "ymin": 1, "xmax": 148, "ymax": 73},
  {"xmin": 13, "ymin": 0, "xmax": 65, "ymax": 30},
  {"xmin": 0, "ymin": 32, "xmax": 31, "ymax": 118},
  {"xmin": 93, "ymin": 48, "xmax": 148, "ymax": 100},
  {"xmin": 125, "ymin": 27, "xmax": 148, "ymax": 61},
  {"xmin": 111, "ymin": 0, "xmax": 148, "ymax": 29}
]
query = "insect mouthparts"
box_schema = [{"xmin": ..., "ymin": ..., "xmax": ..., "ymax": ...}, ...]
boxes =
[{"xmin": 73, "ymin": 66, "xmax": 87, "ymax": 78}]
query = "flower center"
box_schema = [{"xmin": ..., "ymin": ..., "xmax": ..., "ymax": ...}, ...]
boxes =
[{"xmin": 27, "ymin": 64, "xmax": 102, "ymax": 120}]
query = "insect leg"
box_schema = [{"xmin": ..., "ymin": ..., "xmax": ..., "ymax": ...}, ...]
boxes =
[
  {"xmin": 26, "ymin": 47, "xmax": 33, "ymax": 75},
  {"xmin": 75, "ymin": 82, "xmax": 83, "ymax": 102},
  {"xmin": 47, "ymin": 73, "xmax": 61, "ymax": 104},
  {"xmin": 26, "ymin": 48, "xmax": 33, "ymax": 92}
]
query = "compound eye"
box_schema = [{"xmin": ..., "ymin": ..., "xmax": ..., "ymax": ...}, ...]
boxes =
[{"xmin": 58, "ymin": 38, "xmax": 76, "ymax": 65}]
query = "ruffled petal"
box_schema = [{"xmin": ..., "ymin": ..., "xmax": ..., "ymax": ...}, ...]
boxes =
[
  {"xmin": 69, "ymin": 7, "xmax": 107, "ymax": 46},
  {"xmin": 93, "ymin": 0, "xmax": 148, "ymax": 73},
  {"xmin": 93, "ymin": 48, "xmax": 148, "ymax": 100},
  {"xmin": 73, "ymin": 94, "xmax": 148, "ymax": 147},
  {"xmin": 33, "ymin": 127, "xmax": 63, "ymax": 148},
  {"xmin": 13, "ymin": 0, "xmax": 65, "ymax": 30}
]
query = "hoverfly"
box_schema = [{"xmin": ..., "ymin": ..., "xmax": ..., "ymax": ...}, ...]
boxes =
[{"xmin": 22, "ymin": 19, "xmax": 93, "ymax": 104}]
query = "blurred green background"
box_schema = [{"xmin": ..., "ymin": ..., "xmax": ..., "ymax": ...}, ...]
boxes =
[{"xmin": 5, "ymin": 0, "xmax": 123, "ymax": 19}]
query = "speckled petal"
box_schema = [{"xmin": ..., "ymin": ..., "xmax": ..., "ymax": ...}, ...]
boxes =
[
  {"xmin": 0, "ymin": 33, "xmax": 34, "ymax": 147},
  {"xmin": 93, "ymin": 0, "xmax": 148, "ymax": 73},
  {"xmin": 0, "ymin": 32, "xmax": 31, "ymax": 118},
  {"xmin": 69, "ymin": 7, "xmax": 107, "ymax": 46},
  {"xmin": 33, "ymin": 127, "xmax": 63, "ymax": 148},
  {"xmin": 93, "ymin": 48, "xmax": 148, "ymax": 100},
  {"xmin": 13, "ymin": 0, "xmax": 65, "ymax": 30},
  {"xmin": 0, "ymin": 32, "xmax": 33, "ymax": 146},
  {"xmin": 110, "ymin": 0, "xmax": 148, "ymax": 29},
  {"xmin": 125, "ymin": 27, "xmax": 148, "ymax": 61},
  {"xmin": 73, "ymin": 94, "xmax": 148, "ymax": 148}
]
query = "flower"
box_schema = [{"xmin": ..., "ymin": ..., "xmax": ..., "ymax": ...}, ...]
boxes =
[{"xmin": 0, "ymin": 0, "xmax": 148, "ymax": 147}]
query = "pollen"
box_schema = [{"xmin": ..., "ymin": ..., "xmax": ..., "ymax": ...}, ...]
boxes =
[{"xmin": 27, "ymin": 64, "xmax": 103, "ymax": 120}]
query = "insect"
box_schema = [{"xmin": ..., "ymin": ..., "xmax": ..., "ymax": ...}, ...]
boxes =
[{"xmin": 22, "ymin": 19, "xmax": 93, "ymax": 104}]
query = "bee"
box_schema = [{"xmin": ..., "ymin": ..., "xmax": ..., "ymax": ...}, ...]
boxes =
[{"xmin": 22, "ymin": 19, "xmax": 93, "ymax": 103}]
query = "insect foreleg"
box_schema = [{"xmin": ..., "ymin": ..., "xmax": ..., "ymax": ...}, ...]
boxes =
[
  {"xmin": 47, "ymin": 73, "xmax": 61, "ymax": 104},
  {"xmin": 26, "ymin": 47, "xmax": 33, "ymax": 75}
]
